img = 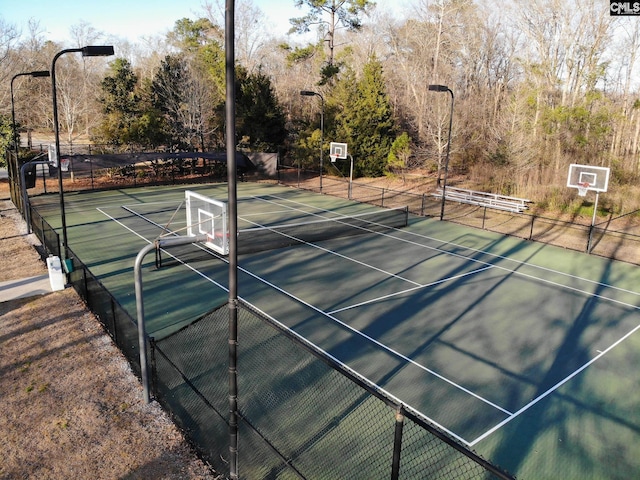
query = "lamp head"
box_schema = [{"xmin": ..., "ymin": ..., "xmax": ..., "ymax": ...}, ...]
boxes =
[
  {"xmin": 428, "ymin": 84, "xmax": 449, "ymax": 92},
  {"xmin": 81, "ymin": 45, "xmax": 115, "ymax": 57},
  {"xmin": 300, "ymin": 90, "xmax": 317, "ymax": 96},
  {"xmin": 30, "ymin": 70, "xmax": 50, "ymax": 77}
]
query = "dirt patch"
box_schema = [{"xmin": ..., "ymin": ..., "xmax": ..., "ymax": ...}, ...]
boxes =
[{"xmin": 0, "ymin": 179, "xmax": 219, "ymax": 480}]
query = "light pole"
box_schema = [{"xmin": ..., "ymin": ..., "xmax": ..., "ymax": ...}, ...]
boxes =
[
  {"xmin": 10, "ymin": 70, "xmax": 50, "ymax": 204},
  {"xmin": 51, "ymin": 45, "xmax": 114, "ymax": 257},
  {"xmin": 300, "ymin": 90, "xmax": 324, "ymax": 193},
  {"xmin": 428, "ymin": 84, "xmax": 454, "ymax": 221}
]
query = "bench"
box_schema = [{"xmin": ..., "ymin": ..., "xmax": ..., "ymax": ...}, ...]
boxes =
[{"xmin": 434, "ymin": 187, "xmax": 531, "ymax": 213}]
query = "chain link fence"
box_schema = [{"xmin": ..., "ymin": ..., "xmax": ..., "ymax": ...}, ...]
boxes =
[
  {"xmin": 278, "ymin": 167, "xmax": 640, "ymax": 266},
  {"xmin": 152, "ymin": 301, "xmax": 514, "ymax": 479},
  {"xmin": 9, "ymin": 143, "xmax": 266, "ymax": 194}
]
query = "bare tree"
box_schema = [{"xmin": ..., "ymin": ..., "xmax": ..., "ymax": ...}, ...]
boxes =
[
  {"xmin": 512, "ymin": 0, "xmax": 616, "ymax": 178},
  {"xmin": 0, "ymin": 17, "xmax": 22, "ymax": 109},
  {"xmin": 608, "ymin": 18, "xmax": 640, "ymax": 170},
  {"xmin": 65, "ymin": 22, "xmax": 110, "ymax": 137},
  {"xmin": 202, "ymin": 0, "xmax": 270, "ymax": 72},
  {"xmin": 52, "ymin": 49, "xmax": 111, "ymax": 147}
]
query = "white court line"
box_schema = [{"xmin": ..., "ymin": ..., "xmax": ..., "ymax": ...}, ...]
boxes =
[
  {"xmin": 259, "ymin": 194, "xmax": 640, "ymax": 311},
  {"xmin": 122, "ymin": 200, "xmax": 177, "ymax": 207},
  {"xmin": 240, "ymin": 216, "xmax": 424, "ymax": 287},
  {"xmin": 105, "ymin": 196, "xmax": 640, "ymax": 446},
  {"xmin": 239, "ymin": 207, "xmax": 305, "ymax": 219},
  {"xmin": 96, "ymin": 207, "xmax": 229, "ymax": 293},
  {"xmin": 99, "ymin": 204, "xmax": 495, "ymax": 445},
  {"xmin": 469, "ymin": 319, "xmax": 640, "ymax": 446},
  {"xmin": 328, "ymin": 265, "xmax": 494, "ymax": 315}
]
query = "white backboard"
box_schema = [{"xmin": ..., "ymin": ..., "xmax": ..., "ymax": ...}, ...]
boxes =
[
  {"xmin": 329, "ymin": 142, "xmax": 348, "ymax": 161},
  {"xmin": 567, "ymin": 164, "xmax": 610, "ymax": 193}
]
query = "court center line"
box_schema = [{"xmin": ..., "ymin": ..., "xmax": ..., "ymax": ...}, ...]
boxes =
[{"xmin": 328, "ymin": 265, "xmax": 494, "ymax": 315}]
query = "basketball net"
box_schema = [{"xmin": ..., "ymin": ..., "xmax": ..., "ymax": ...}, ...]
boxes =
[
  {"xmin": 330, "ymin": 154, "xmax": 338, "ymax": 163},
  {"xmin": 577, "ymin": 182, "xmax": 590, "ymax": 197}
]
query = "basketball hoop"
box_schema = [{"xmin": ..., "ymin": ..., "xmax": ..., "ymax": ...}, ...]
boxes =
[
  {"xmin": 577, "ymin": 182, "xmax": 590, "ymax": 197},
  {"xmin": 60, "ymin": 158, "xmax": 70, "ymax": 172},
  {"xmin": 330, "ymin": 154, "xmax": 339, "ymax": 163}
]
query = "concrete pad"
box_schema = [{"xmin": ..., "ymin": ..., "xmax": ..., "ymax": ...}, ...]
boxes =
[{"xmin": 0, "ymin": 274, "xmax": 53, "ymax": 303}]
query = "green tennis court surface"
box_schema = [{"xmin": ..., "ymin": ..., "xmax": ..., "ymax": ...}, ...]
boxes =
[{"xmin": 31, "ymin": 183, "xmax": 640, "ymax": 478}]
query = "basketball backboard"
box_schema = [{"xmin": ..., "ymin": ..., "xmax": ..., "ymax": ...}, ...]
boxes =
[
  {"xmin": 567, "ymin": 164, "xmax": 610, "ymax": 193},
  {"xmin": 185, "ymin": 190, "xmax": 229, "ymax": 255},
  {"xmin": 329, "ymin": 142, "xmax": 348, "ymax": 161}
]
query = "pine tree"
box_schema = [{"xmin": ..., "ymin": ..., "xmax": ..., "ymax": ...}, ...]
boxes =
[
  {"xmin": 332, "ymin": 57, "xmax": 397, "ymax": 177},
  {"xmin": 236, "ymin": 69, "xmax": 287, "ymax": 151},
  {"xmin": 289, "ymin": 0, "xmax": 374, "ymax": 84},
  {"xmin": 95, "ymin": 58, "xmax": 154, "ymax": 147}
]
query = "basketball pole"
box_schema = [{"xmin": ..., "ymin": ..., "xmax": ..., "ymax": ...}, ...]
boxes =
[
  {"xmin": 568, "ymin": 164, "xmax": 610, "ymax": 254},
  {"xmin": 348, "ymin": 155, "xmax": 354, "ymax": 200}
]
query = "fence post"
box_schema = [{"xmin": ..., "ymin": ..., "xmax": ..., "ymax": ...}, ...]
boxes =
[
  {"xmin": 587, "ymin": 225, "xmax": 594, "ymax": 253},
  {"xmin": 529, "ymin": 215, "xmax": 535, "ymax": 241},
  {"xmin": 110, "ymin": 296, "xmax": 119, "ymax": 344},
  {"xmin": 82, "ymin": 264, "xmax": 88, "ymax": 300},
  {"xmin": 391, "ymin": 406, "xmax": 404, "ymax": 480},
  {"xmin": 149, "ymin": 338, "xmax": 157, "ymax": 400}
]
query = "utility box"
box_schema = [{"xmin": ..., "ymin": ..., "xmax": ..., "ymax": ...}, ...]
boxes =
[{"xmin": 46, "ymin": 255, "xmax": 66, "ymax": 291}]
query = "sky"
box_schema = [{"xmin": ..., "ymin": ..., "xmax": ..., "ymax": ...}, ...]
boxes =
[{"xmin": 3, "ymin": 0, "xmax": 407, "ymax": 45}]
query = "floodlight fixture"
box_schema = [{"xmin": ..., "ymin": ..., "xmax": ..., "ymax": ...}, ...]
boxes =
[
  {"xmin": 81, "ymin": 45, "xmax": 115, "ymax": 57},
  {"xmin": 9, "ymin": 70, "xmax": 51, "ymax": 199},
  {"xmin": 52, "ymin": 45, "xmax": 114, "ymax": 257}
]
